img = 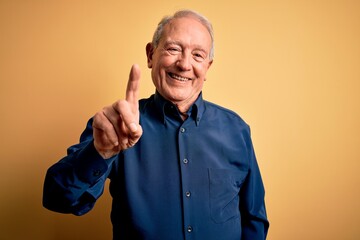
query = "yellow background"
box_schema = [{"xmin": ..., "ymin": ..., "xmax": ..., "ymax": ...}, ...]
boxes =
[{"xmin": 1, "ymin": 0, "xmax": 359, "ymax": 239}]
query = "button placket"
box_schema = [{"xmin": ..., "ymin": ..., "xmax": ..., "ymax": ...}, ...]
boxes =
[{"xmin": 178, "ymin": 123, "xmax": 194, "ymax": 237}]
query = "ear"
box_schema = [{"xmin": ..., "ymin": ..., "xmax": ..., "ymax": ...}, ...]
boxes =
[
  {"xmin": 146, "ymin": 42, "xmax": 154, "ymax": 68},
  {"xmin": 207, "ymin": 59, "xmax": 213, "ymax": 70},
  {"xmin": 204, "ymin": 60, "xmax": 213, "ymax": 82}
]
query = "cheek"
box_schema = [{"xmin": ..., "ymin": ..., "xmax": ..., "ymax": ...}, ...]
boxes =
[
  {"xmin": 196, "ymin": 79, "xmax": 206, "ymax": 89},
  {"xmin": 158, "ymin": 52, "xmax": 179, "ymax": 66},
  {"xmin": 194, "ymin": 65, "xmax": 209, "ymax": 79}
]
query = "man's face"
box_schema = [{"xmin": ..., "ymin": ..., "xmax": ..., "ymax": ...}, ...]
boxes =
[{"xmin": 147, "ymin": 16, "xmax": 213, "ymax": 107}]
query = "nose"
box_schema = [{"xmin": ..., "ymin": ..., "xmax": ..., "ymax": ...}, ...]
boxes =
[{"xmin": 176, "ymin": 53, "xmax": 191, "ymax": 71}]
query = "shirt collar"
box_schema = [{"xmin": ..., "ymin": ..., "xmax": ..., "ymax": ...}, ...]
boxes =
[{"xmin": 153, "ymin": 91, "xmax": 205, "ymax": 126}]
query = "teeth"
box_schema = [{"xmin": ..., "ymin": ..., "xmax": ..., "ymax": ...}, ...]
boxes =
[{"xmin": 170, "ymin": 73, "xmax": 190, "ymax": 82}]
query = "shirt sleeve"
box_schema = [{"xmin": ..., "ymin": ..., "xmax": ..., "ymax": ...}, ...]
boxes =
[
  {"xmin": 240, "ymin": 128, "xmax": 270, "ymax": 239},
  {"xmin": 42, "ymin": 118, "xmax": 115, "ymax": 216}
]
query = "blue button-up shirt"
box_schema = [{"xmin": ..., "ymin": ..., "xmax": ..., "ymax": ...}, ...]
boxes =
[{"xmin": 43, "ymin": 92, "xmax": 269, "ymax": 240}]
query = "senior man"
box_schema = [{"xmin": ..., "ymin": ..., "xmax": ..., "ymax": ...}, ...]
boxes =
[{"xmin": 43, "ymin": 9, "xmax": 269, "ymax": 240}]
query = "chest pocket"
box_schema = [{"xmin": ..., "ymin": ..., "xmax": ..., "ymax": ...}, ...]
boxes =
[{"xmin": 208, "ymin": 168, "xmax": 248, "ymax": 223}]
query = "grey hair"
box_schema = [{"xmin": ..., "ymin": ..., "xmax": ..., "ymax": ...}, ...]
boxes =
[{"xmin": 151, "ymin": 10, "xmax": 215, "ymax": 60}]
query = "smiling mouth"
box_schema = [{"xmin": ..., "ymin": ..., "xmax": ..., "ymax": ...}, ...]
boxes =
[{"xmin": 168, "ymin": 72, "xmax": 192, "ymax": 82}]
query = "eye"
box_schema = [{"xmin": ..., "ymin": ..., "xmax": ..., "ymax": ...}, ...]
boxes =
[
  {"xmin": 193, "ymin": 52, "xmax": 206, "ymax": 62},
  {"xmin": 167, "ymin": 47, "xmax": 181, "ymax": 54}
]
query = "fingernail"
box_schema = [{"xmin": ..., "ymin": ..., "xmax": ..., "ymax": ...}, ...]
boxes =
[{"xmin": 129, "ymin": 123, "xmax": 138, "ymax": 132}]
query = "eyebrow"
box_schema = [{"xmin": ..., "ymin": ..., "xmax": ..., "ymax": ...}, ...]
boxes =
[{"xmin": 164, "ymin": 41, "xmax": 209, "ymax": 55}]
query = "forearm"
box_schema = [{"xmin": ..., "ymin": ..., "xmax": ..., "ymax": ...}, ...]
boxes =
[
  {"xmin": 240, "ymin": 129, "xmax": 269, "ymax": 239},
  {"xmin": 241, "ymin": 206, "xmax": 269, "ymax": 240},
  {"xmin": 240, "ymin": 176, "xmax": 269, "ymax": 239},
  {"xmin": 43, "ymin": 140, "xmax": 113, "ymax": 215}
]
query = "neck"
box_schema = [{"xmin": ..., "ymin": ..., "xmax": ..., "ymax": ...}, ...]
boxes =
[
  {"xmin": 177, "ymin": 107, "xmax": 189, "ymax": 120},
  {"xmin": 172, "ymin": 93, "xmax": 200, "ymax": 115}
]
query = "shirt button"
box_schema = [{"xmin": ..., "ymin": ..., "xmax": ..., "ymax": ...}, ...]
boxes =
[
  {"xmin": 187, "ymin": 226, "xmax": 193, "ymax": 233},
  {"xmin": 93, "ymin": 170, "xmax": 101, "ymax": 176},
  {"xmin": 185, "ymin": 191, "xmax": 191, "ymax": 197},
  {"xmin": 183, "ymin": 158, "xmax": 188, "ymax": 164},
  {"xmin": 180, "ymin": 127, "xmax": 186, "ymax": 133}
]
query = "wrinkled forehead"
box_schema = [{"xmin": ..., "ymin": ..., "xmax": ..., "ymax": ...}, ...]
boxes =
[
  {"xmin": 161, "ymin": 16, "xmax": 212, "ymax": 48},
  {"xmin": 165, "ymin": 16, "xmax": 210, "ymax": 35}
]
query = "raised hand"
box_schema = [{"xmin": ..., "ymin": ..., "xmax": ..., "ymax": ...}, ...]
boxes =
[{"xmin": 92, "ymin": 64, "xmax": 143, "ymax": 159}]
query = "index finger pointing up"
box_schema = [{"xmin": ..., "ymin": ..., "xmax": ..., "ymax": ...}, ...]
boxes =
[{"xmin": 126, "ymin": 64, "xmax": 141, "ymax": 104}]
